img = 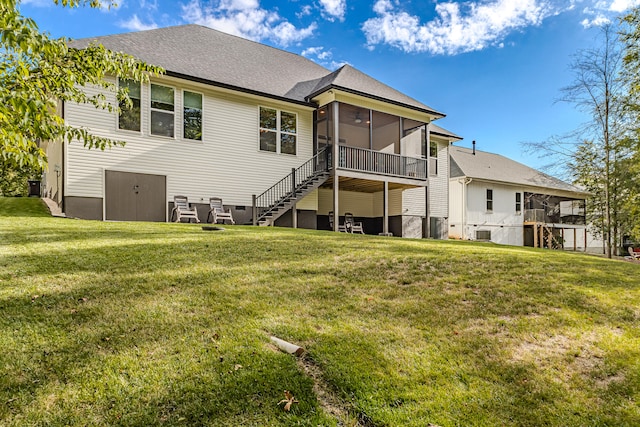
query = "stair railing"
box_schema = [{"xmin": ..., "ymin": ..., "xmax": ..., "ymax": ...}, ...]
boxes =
[{"xmin": 252, "ymin": 147, "xmax": 330, "ymax": 225}]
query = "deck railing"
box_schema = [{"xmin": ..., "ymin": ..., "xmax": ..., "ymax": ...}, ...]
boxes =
[
  {"xmin": 252, "ymin": 147, "xmax": 329, "ymax": 223},
  {"xmin": 525, "ymin": 209, "xmax": 586, "ymax": 225},
  {"xmin": 337, "ymin": 145, "xmax": 427, "ymax": 180}
]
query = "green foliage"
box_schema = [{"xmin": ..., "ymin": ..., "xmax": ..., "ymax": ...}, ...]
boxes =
[
  {"xmin": 0, "ymin": 155, "xmax": 42, "ymax": 197},
  {"xmin": 0, "ymin": 0, "xmax": 163, "ymax": 170}
]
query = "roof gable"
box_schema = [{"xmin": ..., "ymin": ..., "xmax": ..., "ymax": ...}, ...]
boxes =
[{"xmin": 308, "ymin": 65, "xmax": 443, "ymax": 116}]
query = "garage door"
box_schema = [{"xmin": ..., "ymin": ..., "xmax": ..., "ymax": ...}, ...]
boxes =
[{"xmin": 105, "ymin": 171, "xmax": 166, "ymax": 222}]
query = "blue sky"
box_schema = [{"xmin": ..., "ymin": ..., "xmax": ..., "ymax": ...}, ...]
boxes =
[{"xmin": 19, "ymin": 0, "xmax": 640, "ymax": 171}]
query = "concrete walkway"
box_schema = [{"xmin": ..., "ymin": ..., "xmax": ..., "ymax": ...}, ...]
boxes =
[{"xmin": 41, "ymin": 197, "xmax": 66, "ymax": 217}]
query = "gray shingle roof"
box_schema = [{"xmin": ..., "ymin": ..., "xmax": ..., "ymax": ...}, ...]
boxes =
[
  {"xmin": 430, "ymin": 123, "xmax": 462, "ymax": 141},
  {"xmin": 71, "ymin": 24, "xmax": 329, "ymax": 105},
  {"xmin": 71, "ymin": 24, "xmax": 443, "ymax": 116},
  {"xmin": 307, "ymin": 65, "xmax": 443, "ymax": 116},
  {"xmin": 450, "ymin": 146, "xmax": 587, "ymax": 194}
]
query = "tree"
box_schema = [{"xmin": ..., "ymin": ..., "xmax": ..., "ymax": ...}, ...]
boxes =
[
  {"xmin": 620, "ymin": 7, "xmax": 640, "ymax": 242},
  {"xmin": 0, "ymin": 0, "xmax": 163, "ymax": 171},
  {"xmin": 526, "ymin": 24, "xmax": 634, "ymax": 257}
]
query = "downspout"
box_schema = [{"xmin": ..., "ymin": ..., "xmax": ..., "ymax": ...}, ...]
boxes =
[
  {"xmin": 61, "ymin": 100, "xmax": 66, "ymax": 214},
  {"xmin": 459, "ymin": 177, "xmax": 472, "ymax": 239}
]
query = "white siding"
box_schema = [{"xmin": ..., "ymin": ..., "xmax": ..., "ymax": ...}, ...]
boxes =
[
  {"xmin": 65, "ymin": 76, "xmax": 314, "ymax": 207},
  {"xmin": 402, "ymin": 187, "xmax": 426, "ymax": 217},
  {"xmin": 428, "ymin": 140, "xmax": 449, "ymax": 218},
  {"xmin": 448, "ymin": 179, "xmax": 464, "ymax": 239},
  {"xmin": 317, "ymin": 188, "xmax": 375, "ymax": 217},
  {"xmin": 463, "ymin": 181, "xmax": 524, "ymax": 245}
]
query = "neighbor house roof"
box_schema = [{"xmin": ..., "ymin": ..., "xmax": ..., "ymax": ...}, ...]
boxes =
[
  {"xmin": 71, "ymin": 24, "xmax": 443, "ymax": 116},
  {"xmin": 450, "ymin": 146, "xmax": 587, "ymax": 195}
]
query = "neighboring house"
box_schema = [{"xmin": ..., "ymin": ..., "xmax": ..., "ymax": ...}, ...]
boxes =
[
  {"xmin": 41, "ymin": 24, "xmax": 455, "ymax": 238},
  {"xmin": 448, "ymin": 145, "xmax": 603, "ymax": 251}
]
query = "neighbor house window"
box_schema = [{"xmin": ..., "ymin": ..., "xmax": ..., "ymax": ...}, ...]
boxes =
[
  {"xmin": 150, "ymin": 84, "xmax": 175, "ymax": 137},
  {"xmin": 486, "ymin": 189, "xmax": 493, "ymax": 212},
  {"xmin": 183, "ymin": 91, "xmax": 202, "ymax": 141},
  {"xmin": 429, "ymin": 141, "xmax": 438, "ymax": 176},
  {"xmin": 516, "ymin": 192, "xmax": 522, "ymax": 213},
  {"xmin": 259, "ymin": 107, "xmax": 297, "ymax": 155},
  {"xmin": 118, "ymin": 79, "xmax": 141, "ymax": 132}
]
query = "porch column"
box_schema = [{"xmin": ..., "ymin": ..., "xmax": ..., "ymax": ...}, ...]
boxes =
[
  {"xmin": 332, "ymin": 101, "xmax": 340, "ymax": 232},
  {"xmin": 533, "ymin": 224, "xmax": 538, "ymax": 248},
  {"xmin": 573, "ymin": 228, "xmax": 577, "ymax": 251},
  {"xmin": 383, "ymin": 181, "xmax": 389, "ymax": 235},
  {"xmin": 292, "ymin": 204, "xmax": 297, "ymax": 229}
]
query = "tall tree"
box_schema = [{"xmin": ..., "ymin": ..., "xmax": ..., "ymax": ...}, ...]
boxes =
[
  {"xmin": 562, "ymin": 24, "xmax": 633, "ymax": 257},
  {"xmin": 0, "ymin": 0, "xmax": 163, "ymax": 171},
  {"xmin": 526, "ymin": 24, "xmax": 633, "ymax": 257}
]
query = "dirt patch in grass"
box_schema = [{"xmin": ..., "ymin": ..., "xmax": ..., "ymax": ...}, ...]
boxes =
[
  {"xmin": 297, "ymin": 355, "xmax": 367, "ymax": 427},
  {"xmin": 510, "ymin": 332, "xmax": 606, "ymax": 382}
]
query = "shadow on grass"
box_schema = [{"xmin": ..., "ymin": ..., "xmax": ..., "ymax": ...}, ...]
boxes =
[{"xmin": 1, "ymin": 216, "xmax": 639, "ymax": 426}]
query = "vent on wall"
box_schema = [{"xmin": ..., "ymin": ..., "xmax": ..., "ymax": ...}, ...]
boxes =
[{"xmin": 476, "ymin": 230, "xmax": 491, "ymax": 241}]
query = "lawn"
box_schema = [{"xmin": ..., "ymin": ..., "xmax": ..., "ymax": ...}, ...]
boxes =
[{"xmin": 1, "ymin": 197, "xmax": 639, "ymax": 426}]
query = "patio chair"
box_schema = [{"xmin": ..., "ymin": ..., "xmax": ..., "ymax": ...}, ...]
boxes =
[
  {"xmin": 344, "ymin": 212, "xmax": 364, "ymax": 234},
  {"xmin": 207, "ymin": 197, "xmax": 235, "ymax": 224},
  {"xmin": 171, "ymin": 195, "xmax": 200, "ymax": 223},
  {"xmin": 628, "ymin": 246, "xmax": 640, "ymax": 260},
  {"xmin": 328, "ymin": 211, "xmax": 348, "ymax": 232}
]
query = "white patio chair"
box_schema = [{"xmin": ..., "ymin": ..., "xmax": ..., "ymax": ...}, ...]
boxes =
[
  {"xmin": 344, "ymin": 212, "xmax": 364, "ymax": 234},
  {"xmin": 171, "ymin": 195, "xmax": 200, "ymax": 223},
  {"xmin": 207, "ymin": 197, "xmax": 235, "ymax": 224}
]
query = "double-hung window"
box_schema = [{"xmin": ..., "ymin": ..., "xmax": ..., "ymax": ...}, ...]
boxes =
[
  {"xmin": 183, "ymin": 91, "xmax": 203, "ymax": 141},
  {"xmin": 259, "ymin": 107, "xmax": 297, "ymax": 155},
  {"xmin": 486, "ymin": 189, "xmax": 493, "ymax": 212},
  {"xmin": 429, "ymin": 141, "xmax": 438, "ymax": 176},
  {"xmin": 515, "ymin": 192, "xmax": 522, "ymax": 214},
  {"xmin": 118, "ymin": 79, "xmax": 141, "ymax": 132},
  {"xmin": 150, "ymin": 84, "xmax": 175, "ymax": 137}
]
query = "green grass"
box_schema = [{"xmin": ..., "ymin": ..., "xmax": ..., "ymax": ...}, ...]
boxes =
[{"xmin": 1, "ymin": 197, "xmax": 639, "ymax": 426}]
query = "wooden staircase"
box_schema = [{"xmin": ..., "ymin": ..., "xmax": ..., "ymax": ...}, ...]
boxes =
[{"xmin": 252, "ymin": 147, "xmax": 330, "ymax": 226}]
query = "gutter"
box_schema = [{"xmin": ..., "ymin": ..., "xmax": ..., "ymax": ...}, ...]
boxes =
[
  {"xmin": 306, "ymin": 84, "xmax": 446, "ymax": 119},
  {"xmin": 165, "ymin": 70, "xmax": 319, "ymax": 109}
]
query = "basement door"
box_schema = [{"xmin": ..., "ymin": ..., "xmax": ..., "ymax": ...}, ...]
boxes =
[{"xmin": 105, "ymin": 171, "xmax": 166, "ymax": 222}]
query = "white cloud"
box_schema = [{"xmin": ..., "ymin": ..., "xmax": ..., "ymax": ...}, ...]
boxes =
[
  {"xmin": 119, "ymin": 14, "xmax": 158, "ymax": 31},
  {"xmin": 302, "ymin": 46, "xmax": 333, "ymax": 60},
  {"xmin": 319, "ymin": 0, "xmax": 346, "ymax": 21},
  {"xmin": 180, "ymin": 0, "xmax": 316, "ymax": 46},
  {"xmin": 362, "ymin": 0, "xmax": 554, "ymax": 55},
  {"xmin": 608, "ymin": 0, "xmax": 640, "ymax": 12},
  {"xmin": 581, "ymin": 14, "xmax": 612, "ymax": 27}
]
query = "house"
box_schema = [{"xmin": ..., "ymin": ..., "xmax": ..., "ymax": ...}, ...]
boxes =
[
  {"xmin": 448, "ymin": 144, "xmax": 602, "ymax": 251},
  {"xmin": 41, "ymin": 24, "xmax": 456, "ymax": 238}
]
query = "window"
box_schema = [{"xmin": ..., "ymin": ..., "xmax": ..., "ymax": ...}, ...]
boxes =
[
  {"xmin": 429, "ymin": 141, "xmax": 438, "ymax": 176},
  {"xmin": 486, "ymin": 189, "xmax": 493, "ymax": 212},
  {"xmin": 150, "ymin": 84, "xmax": 175, "ymax": 137},
  {"xmin": 260, "ymin": 107, "xmax": 297, "ymax": 155},
  {"xmin": 183, "ymin": 91, "xmax": 202, "ymax": 140},
  {"xmin": 515, "ymin": 192, "xmax": 522, "ymax": 213},
  {"xmin": 118, "ymin": 79, "xmax": 141, "ymax": 131}
]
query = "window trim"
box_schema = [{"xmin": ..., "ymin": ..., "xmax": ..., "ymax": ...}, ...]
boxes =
[
  {"xmin": 486, "ymin": 188, "xmax": 493, "ymax": 213},
  {"xmin": 182, "ymin": 89, "xmax": 204, "ymax": 142},
  {"xmin": 259, "ymin": 106, "xmax": 298, "ymax": 156},
  {"xmin": 117, "ymin": 78, "xmax": 142, "ymax": 134},
  {"xmin": 149, "ymin": 82, "xmax": 176, "ymax": 139},
  {"xmin": 429, "ymin": 140, "xmax": 438, "ymax": 176}
]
